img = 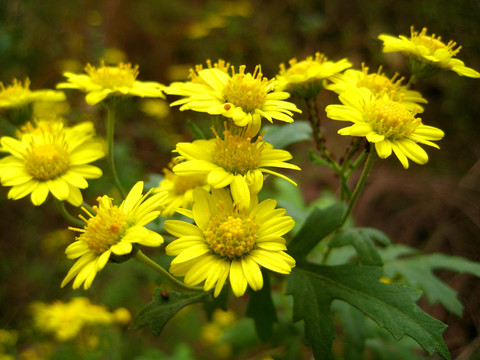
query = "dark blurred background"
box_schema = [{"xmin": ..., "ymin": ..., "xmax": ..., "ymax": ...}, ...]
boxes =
[{"xmin": 0, "ymin": 0, "xmax": 479, "ymax": 358}]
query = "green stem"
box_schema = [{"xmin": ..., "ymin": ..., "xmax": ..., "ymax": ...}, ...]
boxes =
[
  {"xmin": 55, "ymin": 200, "xmax": 84, "ymax": 227},
  {"xmin": 106, "ymin": 104, "xmax": 126, "ymax": 199},
  {"xmin": 340, "ymin": 149, "xmax": 376, "ymax": 227},
  {"xmin": 306, "ymin": 97, "xmax": 340, "ymax": 171},
  {"xmin": 134, "ymin": 250, "xmax": 205, "ymax": 292}
]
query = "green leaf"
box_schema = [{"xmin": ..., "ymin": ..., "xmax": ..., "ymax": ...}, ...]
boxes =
[
  {"xmin": 288, "ymin": 203, "xmax": 346, "ymax": 260},
  {"xmin": 287, "ymin": 263, "xmax": 450, "ymax": 360},
  {"xmin": 133, "ymin": 289, "xmax": 211, "ymax": 336},
  {"xmin": 329, "ymin": 227, "xmax": 391, "ymax": 266},
  {"xmin": 383, "ymin": 250, "xmax": 480, "ymax": 316},
  {"xmin": 246, "ymin": 271, "xmax": 277, "ymax": 341},
  {"xmin": 187, "ymin": 119, "xmax": 206, "ymax": 140},
  {"xmin": 262, "ymin": 120, "xmax": 312, "ymax": 149}
]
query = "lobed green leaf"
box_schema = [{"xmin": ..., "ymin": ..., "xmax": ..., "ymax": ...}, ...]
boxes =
[
  {"xmin": 287, "ymin": 263, "xmax": 450, "ymax": 360},
  {"xmin": 133, "ymin": 289, "xmax": 211, "ymax": 336}
]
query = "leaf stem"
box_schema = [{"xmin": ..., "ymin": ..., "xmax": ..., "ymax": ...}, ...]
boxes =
[
  {"xmin": 134, "ymin": 250, "xmax": 205, "ymax": 292},
  {"xmin": 105, "ymin": 103, "xmax": 126, "ymax": 199},
  {"xmin": 340, "ymin": 149, "xmax": 376, "ymax": 227}
]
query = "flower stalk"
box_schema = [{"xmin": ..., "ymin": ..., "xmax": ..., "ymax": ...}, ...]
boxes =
[
  {"xmin": 106, "ymin": 103, "xmax": 127, "ymax": 199},
  {"xmin": 134, "ymin": 250, "xmax": 205, "ymax": 292}
]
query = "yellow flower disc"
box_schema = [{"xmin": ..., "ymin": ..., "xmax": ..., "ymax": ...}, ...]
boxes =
[
  {"xmin": 368, "ymin": 99, "xmax": 421, "ymax": 139},
  {"xmin": 85, "ymin": 62, "xmax": 138, "ymax": 89},
  {"xmin": 223, "ymin": 66, "xmax": 269, "ymax": 112},
  {"xmin": 204, "ymin": 213, "xmax": 258, "ymax": 259},
  {"xmin": 79, "ymin": 201, "xmax": 131, "ymax": 254},
  {"xmin": 212, "ymin": 129, "xmax": 263, "ymax": 175},
  {"xmin": 24, "ymin": 144, "xmax": 69, "ymax": 180}
]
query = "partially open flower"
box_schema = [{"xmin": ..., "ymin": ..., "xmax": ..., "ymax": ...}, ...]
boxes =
[
  {"xmin": 61, "ymin": 181, "xmax": 167, "ymax": 289},
  {"xmin": 378, "ymin": 27, "xmax": 480, "ymax": 79},
  {"xmin": 57, "ymin": 60, "xmax": 165, "ymax": 105}
]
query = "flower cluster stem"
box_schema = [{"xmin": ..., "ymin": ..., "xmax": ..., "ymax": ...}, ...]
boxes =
[
  {"xmin": 106, "ymin": 104, "xmax": 127, "ymax": 199},
  {"xmin": 134, "ymin": 250, "xmax": 205, "ymax": 293},
  {"xmin": 340, "ymin": 149, "xmax": 376, "ymax": 227}
]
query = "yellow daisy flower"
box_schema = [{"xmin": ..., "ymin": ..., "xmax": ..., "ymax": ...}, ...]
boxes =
[
  {"xmin": 326, "ymin": 87, "xmax": 444, "ymax": 169},
  {"xmin": 56, "ymin": 60, "xmax": 165, "ymax": 105},
  {"xmin": 156, "ymin": 160, "xmax": 209, "ymax": 217},
  {"xmin": 275, "ymin": 52, "xmax": 352, "ymax": 98},
  {"xmin": 173, "ymin": 126, "xmax": 300, "ymax": 208},
  {"xmin": 0, "ymin": 119, "xmax": 105, "ymax": 206},
  {"xmin": 165, "ymin": 63, "xmax": 301, "ymax": 136},
  {"xmin": 164, "ymin": 187, "xmax": 296, "ymax": 297},
  {"xmin": 61, "ymin": 181, "xmax": 167, "ymax": 290},
  {"xmin": 327, "ymin": 64, "xmax": 427, "ymax": 112},
  {"xmin": 31, "ymin": 297, "xmax": 117, "ymax": 341},
  {"xmin": 0, "ymin": 78, "xmax": 66, "ymax": 111},
  {"xmin": 378, "ymin": 26, "xmax": 480, "ymax": 78}
]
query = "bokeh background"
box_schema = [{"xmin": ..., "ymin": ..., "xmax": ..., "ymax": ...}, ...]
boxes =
[{"xmin": 1, "ymin": 0, "xmax": 480, "ymax": 359}]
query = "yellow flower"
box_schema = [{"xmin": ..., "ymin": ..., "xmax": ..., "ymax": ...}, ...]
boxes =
[
  {"xmin": 31, "ymin": 297, "xmax": 127, "ymax": 341},
  {"xmin": 166, "ymin": 63, "xmax": 301, "ymax": 136},
  {"xmin": 378, "ymin": 27, "xmax": 480, "ymax": 78},
  {"xmin": 0, "ymin": 78, "xmax": 66, "ymax": 111},
  {"xmin": 326, "ymin": 87, "xmax": 444, "ymax": 169},
  {"xmin": 56, "ymin": 60, "xmax": 165, "ymax": 105},
  {"xmin": 327, "ymin": 64, "xmax": 427, "ymax": 112},
  {"xmin": 156, "ymin": 160, "xmax": 209, "ymax": 217},
  {"xmin": 61, "ymin": 181, "xmax": 167, "ymax": 289},
  {"xmin": 275, "ymin": 52, "xmax": 352, "ymax": 98},
  {"xmin": 173, "ymin": 125, "xmax": 300, "ymax": 208},
  {"xmin": 165, "ymin": 188, "xmax": 296, "ymax": 297},
  {"xmin": 0, "ymin": 119, "xmax": 104, "ymax": 206}
]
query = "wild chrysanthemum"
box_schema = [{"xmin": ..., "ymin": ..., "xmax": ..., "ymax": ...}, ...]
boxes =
[
  {"xmin": 326, "ymin": 87, "xmax": 444, "ymax": 168},
  {"xmin": 165, "ymin": 188, "xmax": 296, "ymax": 297},
  {"xmin": 0, "ymin": 119, "xmax": 104, "ymax": 206},
  {"xmin": 166, "ymin": 63, "xmax": 301, "ymax": 136},
  {"xmin": 327, "ymin": 65, "xmax": 427, "ymax": 112},
  {"xmin": 275, "ymin": 52, "xmax": 352, "ymax": 98},
  {"xmin": 56, "ymin": 60, "xmax": 165, "ymax": 105},
  {"xmin": 0, "ymin": 78, "xmax": 66, "ymax": 111},
  {"xmin": 31, "ymin": 297, "xmax": 129, "ymax": 341},
  {"xmin": 61, "ymin": 181, "xmax": 167, "ymax": 290},
  {"xmin": 156, "ymin": 159, "xmax": 209, "ymax": 217},
  {"xmin": 173, "ymin": 125, "xmax": 300, "ymax": 208},
  {"xmin": 378, "ymin": 27, "xmax": 480, "ymax": 78}
]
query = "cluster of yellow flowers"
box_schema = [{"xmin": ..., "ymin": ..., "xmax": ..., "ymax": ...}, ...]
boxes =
[
  {"xmin": 0, "ymin": 26, "xmax": 478, "ymax": 304},
  {"xmin": 31, "ymin": 297, "xmax": 130, "ymax": 341}
]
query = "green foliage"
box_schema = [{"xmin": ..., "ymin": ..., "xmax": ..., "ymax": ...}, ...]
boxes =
[
  {"xmin": 246, "ymin": 271, "xmax": 277, "ymax": 341},
  {"xmin": 330, "ymin": 227, "xmax": 391, "ymax": 266},
  {"xmin": 288, "ymin": 202, "xmax": 346, "ymax": 260},
  {"xmin": 287, "ymin": 264, "xmax": 450, "ymax": 360},
  {"xmin": 262, "ymin": 120, "xmax": 312, "ymax": 149},
  {"xmin": 383, "ymin": 246, "xmax": 480, "ymax": 316},
  {"xmin": 133, "ymin": 289, "xmax": 211, "ymax": 336}
]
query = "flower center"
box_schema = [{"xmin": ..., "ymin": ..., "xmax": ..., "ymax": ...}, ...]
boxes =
[
  {"xmin": 204, "ymin": 213, "xmax": 258, "ymax": 259},
  {"xmin": 78, "ymin": 199, "xmax": 131, "ymax": 254},
  {"xmin": 368, "ymin": 99, "xmax": 421, "ymax": 139},
  {"xmin": 24, "ymin": 143, "xmax": 69, "ymax": 180},
  {"xmin": 211, "ymin": 128, "xmax": 263, "ymax": 175},
  {"xmin": 360, "ymin": 73, "xmax": 395, "ymax": 94},
  {"xmin": 222, "ymin": 66, "xmax": 269, "ymax": 112},
  {"xmin": 165, "ymin": 169, "xmax": 205, "ymax": 194},
  {"xmin": 410, "ymin": 27, "xmax": 460, "ymax": 57},
  {"xmin": 0, "ymin": 79, "xmax": 31, "ymax": 107},
  {"xmin": 85, "ymin": 61, "xmax": 138, "ymax": 89}
]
